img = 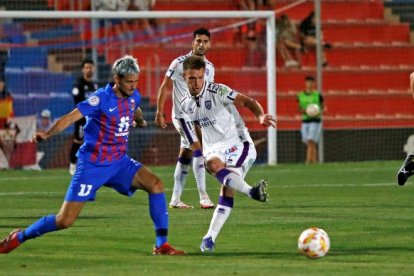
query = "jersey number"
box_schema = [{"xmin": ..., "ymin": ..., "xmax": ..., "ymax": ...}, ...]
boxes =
[{"xmin": 78, "ymin": 184, "xmax": 93, "ymax": 197}]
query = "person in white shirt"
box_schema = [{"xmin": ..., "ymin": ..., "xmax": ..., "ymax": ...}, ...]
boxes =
[
  {"xmin": 155, "ymin": 28, "xmax": 216, "ymax": 209},
  {"xmin": 179, "ymin": 56, "xmax": 276, "ymax": 252}
]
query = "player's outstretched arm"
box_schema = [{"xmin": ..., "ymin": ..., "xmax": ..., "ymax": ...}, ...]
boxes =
[
  {"xmin": 234, "ymin": 93, "xmax": 276, "ymax": 128},
  {"xmin": 154, "ymin": 76, "xmax": 173, "ymax": 129},
  {"xmin": 410, "ymin": 72, "xmax": 414, "ymax": 100},
  {"xmin": 32, "ymin": 108, "xmax": 83, "ymax": 143}
]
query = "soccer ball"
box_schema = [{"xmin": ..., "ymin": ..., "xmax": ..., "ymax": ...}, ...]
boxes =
[
  {"xmin": 305, "ymin": 103, "xmax": 320, "ymax": 117},
  {"xmin": 298, "ymin": 227, "xmax": 330, "ymax": 258}
]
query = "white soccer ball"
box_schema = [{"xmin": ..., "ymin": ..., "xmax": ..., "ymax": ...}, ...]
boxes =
[
  {"xmin": 305, "ymin": 103, "xmax": 320, "ymax": 117},
  {"xmin": 298, "ymin": 227, "xmax": 330, "ymax": 258}
]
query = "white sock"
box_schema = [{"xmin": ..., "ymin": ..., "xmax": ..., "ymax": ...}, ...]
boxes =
[
  {"xmin": 170, "ymin": 160, "xmax": 190, "ymax": 203},
  {"xmin": 216, "ymin": 168, "xmax": 252, "ymax": 197},
  {"xmin": 192, "ymin": 154, "xmax": 207, "ymax": 200},
  {"xmin": 204, "ymin": 204, "xmax": 232, "ymax": 243}
]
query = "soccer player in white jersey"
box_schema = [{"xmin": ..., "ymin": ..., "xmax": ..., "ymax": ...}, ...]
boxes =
[
  {"xmin": 179, "ymin": 56, "xmax": 276, "ymax": 252},
  {"xmin": 155, "ymin": 28, "xmax": 216, "ymax": 209},
  {"xmin": 397, "ymin": 72, "xmax": 414, "ymax": 185}
]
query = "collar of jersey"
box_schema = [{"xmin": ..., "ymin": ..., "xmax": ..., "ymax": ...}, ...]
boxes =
[{"xmin": 188, "ymin": 51, "xmax": 209, "ymax": 63}]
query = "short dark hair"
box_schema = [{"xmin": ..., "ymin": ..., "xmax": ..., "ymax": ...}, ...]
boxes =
[
  {"xmin": 183, "ymin": 56, "xmax": 206, "ymax": 72},
  {"xmin": 193, "ymin": 28, "xmax": 210, "ymax": 39},
  {"xmin": 81, "ymin": 58, "xmax": 94, "ymax": 68}
]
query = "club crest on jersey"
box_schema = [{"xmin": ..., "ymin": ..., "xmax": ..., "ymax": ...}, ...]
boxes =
[
  {"xmin": 130, "ymin": 98, "xmax": 135, "ymax": 110},
  {"xmin": 88, "ymin": 95, "xmax": 100, "ymax": 106},
  {"xmin": 205, "ymin": 100, "xmax": 211, "ymax": 110},
  {"xmin": 205, "ymin": 69, "xmax": 209, "ymax": 76}
]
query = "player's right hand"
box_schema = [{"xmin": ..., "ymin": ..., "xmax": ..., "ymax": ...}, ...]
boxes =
[
  {"xmin": 31, "ymin": 132, "xmax": 48, "ymax": 143},
  {"xmin": 154, "ymin": 113, "xmax": 167, "ymax": 129}
]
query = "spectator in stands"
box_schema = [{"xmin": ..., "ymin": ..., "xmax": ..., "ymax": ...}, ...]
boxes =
[
  {"xmin": 297, "ymin": 75, "xmax": 324, "ymax": 164},
  {"xmin": 0, "ymin": 82, "xmax": 13, "ymax": 128},
  {"xmin": 69, "ymin": 58, "xmax": 98, "ymax": 176},
  {"xmin": 276, "ymin": 14, "xmax": 301, "ymax": 68},
  {"xmin": 244, "ymin": 26, "xmax": 266, "ymax": 67},
  {"xmin": 37, "ymin": 109, "xmax": 52, "ymax": 134},
  {"xmin": 299, "ymin": 11, "xmax": 331, "ymax": 67},
  {"xmin": 128, "ymin": 0, "xmax": 158, "ymax": 39}
]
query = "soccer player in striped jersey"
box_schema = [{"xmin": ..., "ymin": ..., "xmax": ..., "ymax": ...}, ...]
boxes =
[
  {"xmin": 179, "ymin": 56, "xmax": 276, "ymax": 252},
  {"xmin": 155, "ymin": 28, "xmax": 215, "ymax": 209},
  {"xmin": 397, "ymin": 71, "xmax": 414, "ymax": 186},
  {"xmin": 0, "ymin": 56, "xmax": 185, "ymax": 255}
]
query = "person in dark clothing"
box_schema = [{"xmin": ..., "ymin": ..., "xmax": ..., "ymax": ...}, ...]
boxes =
[
  {"xmin": 299, "ymin": 11, "xmax": 331, "ymax": 67},
  {"xmin": 69, "ymin": 58, "xmax": 98, "ymax": 175}
]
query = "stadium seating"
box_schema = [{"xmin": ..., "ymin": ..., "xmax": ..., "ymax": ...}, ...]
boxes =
[{"xmin": 2, "ymin": 0, "xmax": 414, "ymax": 132}]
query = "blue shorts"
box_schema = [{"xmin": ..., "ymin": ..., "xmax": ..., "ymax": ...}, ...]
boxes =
[
  {"xmin": 301, "ymin": 122, "xmax": 322, "ymax": 143},
  {"xmin": 65, "ymin": 156, "xmax": 143, "ymax": 202}
]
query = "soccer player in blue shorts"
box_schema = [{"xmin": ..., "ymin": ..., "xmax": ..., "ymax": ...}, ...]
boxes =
[{"xmin": 0, "ymin": 55, "xmax": 185, "ymax": 255}]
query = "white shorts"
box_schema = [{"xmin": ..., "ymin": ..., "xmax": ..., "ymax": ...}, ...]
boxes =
[
  {"xmin": 301, "ymin": 122, "xmax": 322, "ymax": 143},
  {"xmin": 172, "ymin": 116, "xmax": 198, "ymax": 149},
  {"xmin": 205, "ymin": 141, "xmax": 257, "ymax": 179}
]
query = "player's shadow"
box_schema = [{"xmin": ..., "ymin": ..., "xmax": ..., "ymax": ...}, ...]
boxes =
[
  {"xmin": 189, "ymin": 251, "xmax": 299, "ymax": 258},
  {"xmin": 0, "ymin": 215, "xmax": 113, "ymax": 229}
]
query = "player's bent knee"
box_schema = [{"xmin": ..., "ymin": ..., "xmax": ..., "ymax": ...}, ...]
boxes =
[
  {"xmin": 55, "ymin": 215, "xmax": 76, "ymax": 229},
  {"xmin": 150, "ymin": 177, "xmax": 164, "ymax": 193},
  {"xmin": 206, "ymin": 158, "xmax": 224, "ymax": 174}
]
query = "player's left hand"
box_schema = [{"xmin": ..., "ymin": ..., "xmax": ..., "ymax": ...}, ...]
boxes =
[
  {"xmin": 134, "ymin": 119, "xmax": 147, "ymax": 128},
  {"xmin": 259, "ymin": 114, "xmax": 276, "ymax": 128}
]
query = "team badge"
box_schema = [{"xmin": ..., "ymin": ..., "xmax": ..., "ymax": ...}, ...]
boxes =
[
  {"xmin": 130, "ymin": 98, "xmax": 135, "ymax": 110},
  {"xmin": 88, "ymin": 95, "xmax": 100, "ymax": 106},
  {"xmin": 205, "ymin": 69, "xmax": 209, "ymax": 76},
  {"xmin": 205, "ymin": 100, "xmax": 211, "ymax": 110}
]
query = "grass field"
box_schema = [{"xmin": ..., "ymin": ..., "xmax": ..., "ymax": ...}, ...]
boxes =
[{"xmin": 0, "ymin": 161, "xmax": 413, "ymax": 275}]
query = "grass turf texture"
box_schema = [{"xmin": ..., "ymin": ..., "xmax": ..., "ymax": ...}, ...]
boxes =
[{"xmin": 0, "ymin": 161, "xmax": 413, "ymax": 275}]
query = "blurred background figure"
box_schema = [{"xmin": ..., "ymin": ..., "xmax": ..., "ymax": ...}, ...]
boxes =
[
  {"xmin": 129, "ymin": 0, "xmax": 159, "ymax": 39},
  {"xmin": 276, "ymin": 14, "xmax": 301, "ymax": 68},
  {"xmin": 37, "ymin": 109, "xmax": 52, "ymax": 134},
  {"xmin": 297, "ymin": 76, "xmax": 324, "ymax": 164},
  {"xmin": 299, "ymin": 11, "xmax": 331, "ymax": 67},
  {"xmin": 0, "ymin": 81, "xmax": 13, "ymax": 129},
  {"xmin": 69, "ymin": 58, "xmax": 97, "ymax": 176}
]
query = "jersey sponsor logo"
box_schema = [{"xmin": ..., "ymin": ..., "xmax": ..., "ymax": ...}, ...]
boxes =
[
  {"xmin": 109, "ymin": 106, "xmax": 117, "ymax": 112},
  {"xmin": 198, "ymin": 116, "xmax": 216, "ymax": 128},
  {"xmin": 116, "ymin": 116, "xmax": 130, "ymax": 137},
  {"xmin": 205, "ymin": 100, "xmax": 211, "ymax": 110},
  {"xmin": 88, "ymin": 95, "xmax": 100, "ymax": 106}
]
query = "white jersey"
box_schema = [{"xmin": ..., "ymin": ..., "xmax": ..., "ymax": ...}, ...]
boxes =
[
  {"xmin": 166, "ymin": 51, "xmax": 215, "ymax": 117},
  {"xmin": 179, "ymin": 81, "xmax": 245, "ymax": 153}
]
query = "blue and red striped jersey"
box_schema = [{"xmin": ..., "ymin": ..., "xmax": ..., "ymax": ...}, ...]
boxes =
[{"xmin": 76, "ymin": 83, "xmax": 141, "ymax": 165}]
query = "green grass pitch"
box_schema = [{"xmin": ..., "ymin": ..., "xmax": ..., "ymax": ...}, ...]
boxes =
[{"xmin": 0, "ymin": 161, "xmax": 413, "ymax": 275}]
